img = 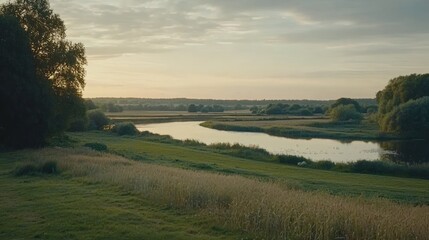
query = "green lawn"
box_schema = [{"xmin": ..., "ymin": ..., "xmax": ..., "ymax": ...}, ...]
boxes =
[
  {"xmin": 0, "ymin": 153, "xmax": 246, "ymax": 240},
  {"xmin": 69, "ymin": 132, "xmax": 429, "ymax": 204}
]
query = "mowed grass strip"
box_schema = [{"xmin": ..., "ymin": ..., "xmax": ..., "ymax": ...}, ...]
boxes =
[
  {"xmin": 70, "ymin": 132, "xmax": 429, "ymax": 204},
  {"xmin": 12, "ymin": 148, "xmax": 429, "ymax": 240}
]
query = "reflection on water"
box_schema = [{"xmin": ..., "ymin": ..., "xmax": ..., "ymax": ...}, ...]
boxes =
[
  {"xmin": 136, "ymin": 121, "xmax": 426, "ymax": 164},
  {"xmin": 380, "ymin": 140, "xmax": 429, "ymax": 164}
]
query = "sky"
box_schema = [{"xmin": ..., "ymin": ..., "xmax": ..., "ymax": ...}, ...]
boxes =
[{"xmin": 6, "ymin": 0, "xmax": 429, "ymax": 99}]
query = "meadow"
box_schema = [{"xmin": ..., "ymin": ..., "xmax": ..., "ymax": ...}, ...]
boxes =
[
  {"xmin": 70, "ymin": 132, "xmax": 429, "ymax": 204},
  {"xmin": 2, "ymin": 147, "xmax": 428, "ymax": 239}
]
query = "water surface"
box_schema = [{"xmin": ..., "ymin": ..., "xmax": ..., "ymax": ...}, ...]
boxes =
[{"xmin": 136, "ymin": 121, "xmax": 397, "ymax": 163}]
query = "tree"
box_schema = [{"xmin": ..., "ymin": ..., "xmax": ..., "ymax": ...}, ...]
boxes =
[
  {"xmin": 329, "ymin": 104, "xmax": 363, "ymax": 122},
  {"xmin": 87, "ymin": 110, "xmax": 110, "ymax": 130},
  {"xmin": 0, "ymin": 15, "xmax": 54, "ymax": 148},
  {"xmin": 377, "ymin": 74, "xmax": 429, "ymax": 137},
  {"xmin": 377, "ymin": 74, "xmax": 429, "ymax": 116},
  {"xmin": 379, "ymin": 97, "xmax": 429, "ymax": 137},
  {"xmin": 330, "ymin": 98, "xmax": 363, "ymax": 112},
  {"xmin": 188, "ymin": 104, "xmax": 198, "ymax": 113},
  {"xmin": 1, "ymin": 0, "xmax": 87, "ymax": 132}
]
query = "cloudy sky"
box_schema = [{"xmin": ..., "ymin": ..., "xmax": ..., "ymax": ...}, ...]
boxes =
[{"xmin": 11, "ymin": 0, "xmax": 429, "ymax": 99}]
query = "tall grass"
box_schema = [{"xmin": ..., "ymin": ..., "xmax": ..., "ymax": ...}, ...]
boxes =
[{"xmin": 27, "ymin": 148, "xmax": 429, "ymax": 240}]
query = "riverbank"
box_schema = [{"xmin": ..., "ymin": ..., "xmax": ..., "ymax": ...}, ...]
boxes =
[{"xmin": 201, "ymin": 118, "xmax": 400, "ymax": 141}]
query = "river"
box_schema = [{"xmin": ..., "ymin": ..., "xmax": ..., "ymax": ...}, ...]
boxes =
[{"xmin": 136, "ymin": 121, "xmax": 428, "ymax": 164}]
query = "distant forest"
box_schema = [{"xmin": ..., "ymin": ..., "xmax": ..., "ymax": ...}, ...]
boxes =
[{"xmin": 90, "ymin": 98, "xmax": 377, "ymax": 112}]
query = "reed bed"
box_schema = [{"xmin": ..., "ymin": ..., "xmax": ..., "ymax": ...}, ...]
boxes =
[{"xmin": 24, "ymin": 148, "xmax": 429, "ymax": 240}]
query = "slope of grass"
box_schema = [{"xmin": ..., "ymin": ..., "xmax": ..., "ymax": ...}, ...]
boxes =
[
  {"xmin": 69, "ymin": 132, "xmax": 429, "ymax": 204},
  {"xmin": 4, "ymin": 148, "xmax": 429, "ymax": 240},
  {"xmin": 0, "ymin": 153, "xmax": 246, "ymax": 240}
]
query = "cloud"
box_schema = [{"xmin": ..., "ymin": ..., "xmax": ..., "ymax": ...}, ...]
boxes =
[{"xmin": 4, "ymin": 0, "xmax": 428, "ymax": 61}]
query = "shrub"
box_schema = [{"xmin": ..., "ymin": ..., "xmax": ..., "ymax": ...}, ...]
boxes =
[
  {"xmin": 112, "ymin": 122, "xmax": 139, "ymax": 136},
  {"xmin": 329, "ymin": 104, "xmax": 363, "ymax": 122},
  {"xmin": 84, "ymin": 142, "xmax": 108, "ymax": 152},
  {"xmin": 87, "ymin": 110, "xmax": 109, "ymax": 130},
  {"xmin": 310, "ymin": 160, "xmax": 335, "ymax": 170},
  {"xmin": 276, "ymin": 155, "xmax": 309, "ymax": 165},
  {"xmin": 14, "ymin": 161, "xmax": 58, "ymax": 176}
]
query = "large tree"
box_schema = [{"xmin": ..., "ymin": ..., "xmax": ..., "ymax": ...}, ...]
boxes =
[
  {"xmin": 1, "ymin": 0, "xmax": 87, "ymax": 132},
  {"xmin": 0, "ymin": 15, "xmax": 54, "ymax": 148},
  {"xmin": 377, "ymin": 74, "xmax": 429, "ymax": 137}
]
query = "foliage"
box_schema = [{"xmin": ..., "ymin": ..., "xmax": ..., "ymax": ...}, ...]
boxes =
[
  {"xmin": 87, "ymin": 110, "xmax": 110, "ymax": 130},
  {"xmin": 112, "ymin": 122, "xmax": 139, "ymax": 136},
  {"xmin": 330, "ymin": 98, "xmax": 364, "ymax": 112},
  {"xmin": 14, "ymin": 161, "xmax": 58, "ymax": 176},
  {"xmin": 85, "ymin": 99, "xmax": 98, "ymax": 110},
  {"xmin": 1, "ymin": 0, "xmax": 87, "ymax": 133},
  {"xmin": 329, "ymin": 104, "xmax": 363, "ymax": 122},
  {"xmin": 101, "ymin": 102, "xmax": 123, "ymax": 112},
  {"xmin": 377, "ymin": 74, "xmax": 429, "ymax": 137},
  {"xmin": 379, "ymin": 97, "xmax": 429, "ymax": 136},
  {"xmin": 187, "ymin": 104, "xmax": 224, "ymax": 113},
  {"xmin": 83, "ymin": 142, "xmax": 108, "ymax": 152},
  {"xmin": 0, "ymin": 15, "xmax": 54, "ymax": 148}
]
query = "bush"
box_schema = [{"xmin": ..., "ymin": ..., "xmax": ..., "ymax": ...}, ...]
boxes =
[
  {"xmin": 84, "ymin": 142, "xmax": 108, "ymax": 152},
  {"xmin": 14, "ymin": 161, "xmax": 58, "ymax": 176},
  {"xmin": 112, "ymin": 122, "xmax": 139, "ymax": 136},
  {"xmin": 87, "ymin": 110, "xmax": 109, "ymax": 130},
  {"xmin": 329, "ymin": 104, "xmax": 363, "ymax": 122},
  {"xmin": 276, "ymin": 155, "xmax": 309, "ymax": 165},
  {"xmin": 68, "ymin": 117, "xmax": 88, "ymax": 132},
  {"xmin": 310, "ymin": 160, "xmax": 335, "ymax": 170}
]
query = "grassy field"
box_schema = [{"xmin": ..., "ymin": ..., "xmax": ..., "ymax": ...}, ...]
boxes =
[
  {"xmin": 201, "ymin": 118, "xmax": 400, "ymax": 140},
  {"xmin": 1, "ymin": 147, "xmax": 428, "ymax": 239},
  {"xmin": 69, "ymin": 132, "xmax": 429, "ymax": 204},
  {"xmin": 0, "ymin": 151, "xmax": 247, "ymax": 239}
]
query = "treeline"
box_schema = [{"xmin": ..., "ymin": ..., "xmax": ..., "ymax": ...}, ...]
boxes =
[
  {"xmin": 91, "ymin": 97, "xmax": 377, "ymax": 108},
  {"xmin": 250, "ymin": 104, "xmax": 327, "ymax": 116},
  {"xmin": 188, "ymin": 104, "xmax": 224, "ymax": 113},
  {"xmin": 89, "ymin": 98, "xmax": 377, "ymax": 113}
]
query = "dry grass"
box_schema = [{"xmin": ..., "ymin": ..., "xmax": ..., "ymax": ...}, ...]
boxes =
[{"xmin": 25, "ymin": 148, "xmax": 429, "ymax": 240}]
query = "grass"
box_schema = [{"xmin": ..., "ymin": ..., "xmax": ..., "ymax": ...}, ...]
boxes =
[
  {"xmin": 4, "ymin": 148, "xmax": 429, "ymax": 239},
  {"xmin": 0, "ymin": 152, "xmax": 247, "ymax": 240},
  {"xmin": 201, "ymin": 118, "xmax": 400, "ymax": 140},
  {"xmin": 69, "ymin": 131, "xmax": 429, "ymax": 204}
]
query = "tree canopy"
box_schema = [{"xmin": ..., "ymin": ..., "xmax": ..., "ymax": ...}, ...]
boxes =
[
  {"xmin": 377, "ymin": 74, "xmax": 429, "ymax": 137},
  {"xmin": 329, "ymin": 104, "xmax": 363, "ymax": 122},
  {"xmin": 0, "ymin": 0, "xmax": 87, "ymax": 148},
  {"xmin": 0, "ymin": 15, "xmax": 53, "ymax": 148},
  {"xmin": 330, "ymin": 98, "xmax": 363, "ymax": 112},
  {"xmin": 1, "ymin": 0, "xmax": 87, "ymax": 132}
]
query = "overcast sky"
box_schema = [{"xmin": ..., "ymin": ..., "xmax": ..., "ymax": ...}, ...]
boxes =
[{"xmin": 6, "ymin": 0, "xmax": 429, "ymax": 99}]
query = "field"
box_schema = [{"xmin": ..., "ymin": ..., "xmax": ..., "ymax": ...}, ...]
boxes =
[
  {"xmin": 2, "ymin": 113, "xmax": 428, "ymax": 239},
  {"xmin": 70, "ymin": 132, "xmax": 429, "ymax": 204},
  {"xmin": 1, "ymin": 143, "xmax": 428, "ymax": 239}
]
